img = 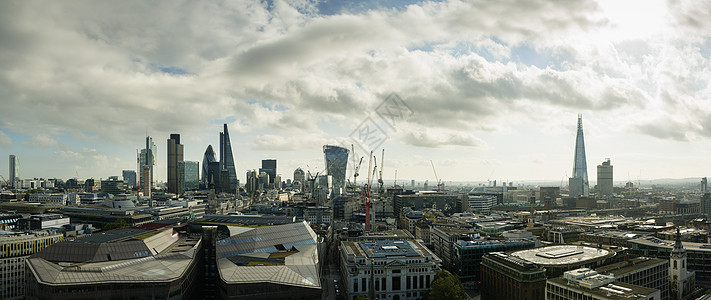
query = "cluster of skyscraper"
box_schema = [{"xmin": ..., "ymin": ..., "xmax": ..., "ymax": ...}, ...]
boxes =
[
  {"xmin": 569, "ymin": 114, "xmax": 613, "ymax": 198},
  {"xmin": 198, "ymin": 124, "xmax": 238, "ymax": 193}
]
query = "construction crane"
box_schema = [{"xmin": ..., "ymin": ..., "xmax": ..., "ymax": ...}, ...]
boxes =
[
  {"xmin": 393, "ymin": 170, "xmax": 397, "ymax": 188},
  {"xmin": 430, "ymin": 160, "xmax": 442, "ymax": 192},
  {"xmin": 378, "ymin": 149, "xmax": 384, "ymax": 194},
  {"xmin": 351, "ymin": 144, "xmax": 364, "ymax": 186},
  {"xmin": 0, "ymin": 175, "xmax": 9, "ymax": 190},
  {"xmin": 364, "ymin": 150, "xmax": 374, "ymax": 232}
]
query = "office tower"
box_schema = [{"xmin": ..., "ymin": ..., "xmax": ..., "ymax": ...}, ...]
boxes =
[
  {"xmin": 293, "ymin": 168, "xmax": 305, "ymax": 190},
  {"xmin": 597, "ymin": 158, "xmax": 613, "ymax": 198},
  {"xmin": 122, "ymin": 170, "xmax": 136, "ymax": 187},
  {"xmin": 8, "ymin": 155, "xmax": 18, "ymax": 188},
  {"xmin": 201, "ymin": 145, "xmax": 220, "ymax": 188},
  {"xmin": 261, "ymin": 159, "xmax": 277, "ymax": 186},
  {"xmin": 219, "ymin": 124, "xmax": 237, "ymax": 193},
  {"xmin": 181, "ymin": 161, "xmax": 199, "ymax": 191},
  {"xmin": 139, "ymin": 136, "xmax": 157, "ymax": 188},
  {"xmin": 167, "ymin": 134, "xmax": 184, "ymax": 194},
  {"xmin": 246, "ymin": 170, "xmax": 258, "ymax": 195},
  {"xmin": 702, "ymin": 177, "xmax": 708, "ymax": 193},
  {"xmin": 569, "ymin": 114, "xmax": 589, "ymax": 197},
  {"xmin": 258, "ymin": 171, "xmax": 270, "ymax": 189},
  {"xmin": 323, "ymin": 145, "xmax": 349, "ymax": 192},
  {"xmin": 141, "ymin": 166, "xmax": 151, "ymax": 197}
]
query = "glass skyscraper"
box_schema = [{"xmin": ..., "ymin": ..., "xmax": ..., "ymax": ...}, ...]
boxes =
[
  {"xmin": 202, "ymin": 145, "xmax": 219, "ymax": 187},
  {"xmin": 323, "ymin": 145, "xmax": 349, "ymax": 191},
  {"xmin": 9, "ymin": 154, "xmax": 19, "ymax": 188},
  {"xmin": 183, "ymin": 161, "xmax": 199, "ymax": 190},
  {"xmin": 139, "ymin": 136, "xmax": 156, "ymax": 188},
  {"xmin": 569, "ymin": 115, "xmax": 589, "ymax": 197},
  {"xmin": 219, "ymin": 124, "xmax": 237, "ymax": 193}
]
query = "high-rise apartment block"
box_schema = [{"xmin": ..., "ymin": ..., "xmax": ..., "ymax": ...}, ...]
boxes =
[
  {"xmin": 597, "ymin": 158, "xmax": 613, "ymax": 198},
  {"xmin": 167, "ymin": 134, "xmax": 184, "ymax": 194},
  {"xmin": 9, "ymin": 155, "xmax": 19, "ymax": 188},
  {"xmin": 569, "ymin": 114, "xmax": 589, "ymax": 197}
]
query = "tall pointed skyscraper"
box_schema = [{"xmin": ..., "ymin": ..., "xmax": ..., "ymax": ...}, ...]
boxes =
[
  {"xmin": 569, "ymin": 114, "xmax": 589, "ymax": 197},
  {"xmin": 219, "ymin": 124, "xmax": 237, "ymax": 193}
]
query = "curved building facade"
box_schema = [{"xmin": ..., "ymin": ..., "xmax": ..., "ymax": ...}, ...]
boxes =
[
  {"xmin": 323, "ymin": 145, "xmax": 349, "ymax": 192},
  {"xmin": 202, "ymin": 145, "xmax": 219, "ymax": 187}
]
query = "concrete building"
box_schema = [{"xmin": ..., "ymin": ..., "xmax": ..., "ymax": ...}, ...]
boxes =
[
  {"xmin": 139, "ymin": 136, "xmax": 157, "ymax": 190},
  {"xmin": 597, "ymin": 158, "xmax": 613, "ymax": 198},
  {"xmin": 293, "ymin": 168, "xmax": 305, "ymax": 191},
  {"xmin": 394, "ymin": 193, "xmax": 464, "ymax": 217},
  {"xmin": 27, "ymin": 193, "xmax": 79, "ymax": 206},
  {"xmin": 0, "ymin": 231, "xmax": 63, "ymax": 300},
  {"xmin": 167, "ymin": 134, "xmax": 184, "ymax": 194},
  {"xmin": 141, "ymin": 166, "xmax": 152, "ymax": 197},
  {"xmin": 545, "ymin": 268, "xmax": 660, "ymax": 300},
  {"xmin": 465, "ymin": 194, "xmax": 497, "ymax": 214},
  {"xmin": 17, "ymin": 214, "xmax": 70, "ymax": 230},
  {"xmin": 122, "ymin": 170, "xmax": 136, "ymax": 188},
  {"xmin": 340, "ymin": 239, "xmax": 441, "ymax": 300},
  {"xmin": 430, "ymin": 227, "xmax": 536, "ymax": 281},
  {"xmin": 100, "ymin": 176, "xmax": 129, "ymax": 195},
  {"xmin": 481, "ymin": 245, "xmax": 621, "ymax": 300},
  {"xmin": 595, "ymin": 257, "xmax": 669, "ymax": 300}
]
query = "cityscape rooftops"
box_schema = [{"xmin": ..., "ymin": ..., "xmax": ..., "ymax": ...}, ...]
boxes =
[
  {"xmin": 357, "ymin": 240, "xmax": 421, "ymax": 258},
  {"xmin": 511, "ymin": 245, "xmax": 614, "ymax": 266}
]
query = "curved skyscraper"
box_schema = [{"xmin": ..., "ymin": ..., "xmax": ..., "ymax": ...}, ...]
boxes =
[
  {"xmin": 202, "ymin": 145, "xmax": 219, "ymax": 187},
  {"xmin": 569, "ymin": 114, "xmax": 589, "ymax": 197},
  {"xmin": 219, "ymin": 124, "xmax": 238, "ymax": 193},
  {"xmin": 323, "ymin": 145, "xmax": 349, "ymax": 192}
]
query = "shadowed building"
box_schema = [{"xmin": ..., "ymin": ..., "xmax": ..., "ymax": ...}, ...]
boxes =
[
  {"xmin": 323, "ymin": 145, "xmax": 349, "ymax": 193},
  {"xmin": 219, "ymin": 124, "xmax": 238, "ymax": 193},
  {"xmin": 167, "ymin": 134, "xmax": 184, "ymax": 194}
]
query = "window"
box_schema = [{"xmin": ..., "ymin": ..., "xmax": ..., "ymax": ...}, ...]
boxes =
[{"xmin": 392, "ymin": 276, "xmax": 401, "ymax": 291}]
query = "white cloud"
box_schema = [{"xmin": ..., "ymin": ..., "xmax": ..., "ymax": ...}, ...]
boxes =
[
  {"xmin": 0, "ymin": 130, "xmax": 12, "ymax": 146},
  {"xmin": 26, "ymin": 134, "xmax": 58, "ymax": 148}
]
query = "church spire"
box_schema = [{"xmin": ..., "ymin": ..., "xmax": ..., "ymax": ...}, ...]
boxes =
[{"xmin": 672, "ymin": 226, "xmax": 685, "ymax": 255}]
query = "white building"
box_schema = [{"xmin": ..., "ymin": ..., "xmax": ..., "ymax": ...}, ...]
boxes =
[{"xmin": 340, "ymin": 239, "xmax": 441, "ymax": 300}]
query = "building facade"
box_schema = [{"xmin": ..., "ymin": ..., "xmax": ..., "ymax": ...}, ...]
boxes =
[
  {"xmin": 219, "ymin": 124, "xmax": 238, "ymax": 193},
  {"xmin": 183, "ymin": 161, "xmax": 199, "ymax": 190},
  {"xmin": 323, "ymin": 145, "xmax": 349, "ymax": 193},
  {"xmin": 340, "ymin": 239, "xmax": 441, "ymax": 300},
  {"xmin": 569, "ymin": 114, "xmax": 589, "ymax": 197},
  {"xmin": 0, "ymin": 231, "xmax": 63, "ymax": 300},
  {"xmin": 9, "ymin": 155, "xmax": 19, "ymax": 188},
  {"xmin": 167, "ymin": 134, "xmax": 184, "ymax": 194},
  {"xmin": 546, "ymin": 268, "xmax": 660, "ymax": 300},
  {"xmin": 597, "ymin": 158, "xmax": 613, "ymax": 198}
]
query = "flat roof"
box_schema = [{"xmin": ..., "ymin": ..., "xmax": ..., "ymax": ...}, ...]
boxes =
[
  {"xmin": 595, "ymin": 257, "xmax": 667, "ymax": 276},
  {"xmin": 511, "ymin": 245, "xmax": 613, "ymax": 266},
  {"xmin": 547, "ymin": 277, "xmax": 658, "ymax": 299},
  {"xmin": 358, "ymin": 240, "xmax": 421, "ymax": 258},
  {"xmin": 630, "ymin": 236, "xmax": 711, "ymax": 251}
]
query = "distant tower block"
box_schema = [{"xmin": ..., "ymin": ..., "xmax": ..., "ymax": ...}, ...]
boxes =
[
  {"xmin": 569, "ymin": 114, "xmax": 589, "ymax": 197},
  {"xmin": 597, "ymin": 158, "xmax": 613, "ymax": 198}
]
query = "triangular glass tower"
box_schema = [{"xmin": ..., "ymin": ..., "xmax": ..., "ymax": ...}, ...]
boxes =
[
  {"xmin": 220, "ymin": 124, "xmax": 238, "ymax": 193},
  {"xmin": 570, "ymin": 114, "xmax": 589, "ymax": 197}
]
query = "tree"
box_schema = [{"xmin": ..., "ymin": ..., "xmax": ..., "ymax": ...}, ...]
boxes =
[
  {"xmin": 426, "ymin": 270, "xmax": 467, "ymax": 300},
  {"xmin": 103, "ymin": 218, "xmax": 127, "ymax": 231},
  {"xmin": 354, "ymin": 295, "xmax": 369, "ymax": 300}
]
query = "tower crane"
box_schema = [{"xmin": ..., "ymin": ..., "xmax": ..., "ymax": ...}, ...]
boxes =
[
  {"xmin": 364, "ymin": 151, "xmax": 374, "ymax": 232},
  {"xmin": 0, "ymin": 175, "xmax": 9, "ymax": 190},
  {"xmin": 378, "ymin": 149, "xmax": 384, "ymax": 194},
  {"xmin": 351, "ymin": 144, "xmax": 364, "ymax": 186},
  {"xmin": 430, "ymin": 160, "xmax": 442, "ymax": 192}
]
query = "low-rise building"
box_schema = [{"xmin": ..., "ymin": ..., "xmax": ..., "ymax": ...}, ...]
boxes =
[
  {"xmin": 546, "ymin": 268, "xmax": 660, "ymax": 300},
  {"xmin": 0, "ymin": 231, "xmax": 63, "ymax": 300},
  {"xmin": 595, "ymin": 257, "xmax": 669, "ymax": 300},
  {"xmin": 340, "ymin": 238, "xmax": 441, "ymax": 300}
]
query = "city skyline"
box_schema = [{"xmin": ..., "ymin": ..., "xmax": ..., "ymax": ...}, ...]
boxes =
[{"xmin": 1, "ymin": 1, "xmax": 710, "ymax": 183}]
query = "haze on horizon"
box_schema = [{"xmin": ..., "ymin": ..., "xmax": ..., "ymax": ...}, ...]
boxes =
[{"xmin": 1, "ymin": 0, "xmax": 710, "ymax": 184}]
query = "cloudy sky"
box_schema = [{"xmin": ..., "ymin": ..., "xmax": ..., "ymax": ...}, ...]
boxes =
[{"xmin": 1, "ymin": 0, "xmax": 710, "ymax": 186}]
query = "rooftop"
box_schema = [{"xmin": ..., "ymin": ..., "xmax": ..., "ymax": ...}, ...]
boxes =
[
  {"xmin": 357, "ymin": 240, "xmax": 421, "ymax": 258},
  {"xmin": 548, "ymin": 276, "xmax": 659, "ymax": 300},
  {"xmin": 595, "ymin": 257, "xmax": 667, "ymax": 276},
  {"xmin": 511, "ymin": 245, "xmax": 613, "ymax": 266}
]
